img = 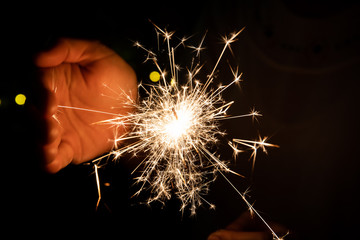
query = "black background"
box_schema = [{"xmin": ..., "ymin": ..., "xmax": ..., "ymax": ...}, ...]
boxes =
[{"xmin": 1, "ymin": 1, "xmax": 359, "ymax": 239}]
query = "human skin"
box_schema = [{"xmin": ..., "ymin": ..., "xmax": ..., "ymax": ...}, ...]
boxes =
[
  {"xmin": 208, "ymin": 212, "xmax": 287, "ymax": 240},
  {"xmin": 35, "ymin": 38, "xmax": 137, "ymax": 173}
]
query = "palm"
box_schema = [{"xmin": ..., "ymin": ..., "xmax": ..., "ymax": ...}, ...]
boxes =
[{"xmin": 36, "ymin": 39, "xmax": 137, "ymax": 173}]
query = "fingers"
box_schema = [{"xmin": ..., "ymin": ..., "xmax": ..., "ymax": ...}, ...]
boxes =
[
  {"xmin": 38, "ymin": 86, "xmax": 57, "ymax": 118},
  {"xmin": 35, "ymin": 38, "xmax": 115, "ymax": 68},
  {"xmin": 208, "ymin": 211, "xmax": 289, "ymax": 240},
  {"xmin": 31, "ymin": 81, "xmax": 70, "ymax": 174},
  {"xmin": 226, "ymin": 211, "xmax": 253, "ymax": 231},
  {"xmin": 208, "ymin": 230, "xmax": 271, "ymax": 240},
  {"xmin": 44, "ymin": 140, "xmax": 74, "ymax": 174},
  {"xmin": 41, "ymin": 115, "xmax": 60, "ymax": 170},
  {"xmin": 42, "ymin": 113, "xmax": 76, "ymax": 174}
]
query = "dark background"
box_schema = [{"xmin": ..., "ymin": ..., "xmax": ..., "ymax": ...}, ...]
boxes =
[{"xmin": 1, "ymin": 0, "xmax": 359, "ymax": 239}]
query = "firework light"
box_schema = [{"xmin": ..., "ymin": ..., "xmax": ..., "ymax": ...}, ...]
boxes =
[{"xmin": 59, "ymin": 22, "xmax": 282, "ymax": 239}]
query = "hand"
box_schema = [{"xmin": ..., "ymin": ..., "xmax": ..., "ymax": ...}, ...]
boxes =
[
  {"xmin": 208, "ymin": 211, "xmax": 288, "ymax": 240},
  {"xmin": 35, "ymin": 38, "xmax": 137, "ymax": 173}
]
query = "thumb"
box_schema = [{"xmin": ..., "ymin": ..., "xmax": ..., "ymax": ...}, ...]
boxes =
[{"xmin": 35, "ymin": 38, "xmax": 115, "ymax": 68}]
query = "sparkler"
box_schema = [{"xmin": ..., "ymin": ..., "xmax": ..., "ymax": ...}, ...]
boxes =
[{"xmin": 59, "ymin": 23, "xmax": 282, "ymax": 239}]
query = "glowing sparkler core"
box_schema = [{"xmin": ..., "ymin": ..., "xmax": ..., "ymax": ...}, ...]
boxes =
[{"xmin": 165, "ymin": 108, "xmax": 191, "ymax": 139}]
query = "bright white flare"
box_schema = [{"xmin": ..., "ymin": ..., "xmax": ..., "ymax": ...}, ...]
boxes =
[{"xmin": 164, "ymin": 108, "xmax": 192, "ymax": 140}]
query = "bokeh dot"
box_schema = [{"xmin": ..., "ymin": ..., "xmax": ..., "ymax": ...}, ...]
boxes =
[
  {"xmin": 15, "ymin": 93, "xmax": 26, "ymax": 105},
  {"xmin": 149, "ymin": 71, "xmax": 161, "ymax": 82}
]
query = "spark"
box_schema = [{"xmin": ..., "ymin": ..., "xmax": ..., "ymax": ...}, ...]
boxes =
[
  {"xmin": 94, "ymin": 164, "xmax": 101, "ymax": 210},
  {"xmin": 58, "ymin": 23, "xmax": 281, "ymax": 238},
  {"xmin": 188, "ymin": 30, "xmax": 207, "ymax": 57},
  {"xmin": 233, "ymin": 136, "xmax": 280, "ymax": 172}
]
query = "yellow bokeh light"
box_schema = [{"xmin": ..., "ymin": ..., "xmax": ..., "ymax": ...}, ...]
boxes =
[
  {"xmin": 149, "ymin": 71, "xmax": 161, "ymax": 82},
  {"xmin": 15, "ymin": 93, "xmax": 26, "ymax": 105}
]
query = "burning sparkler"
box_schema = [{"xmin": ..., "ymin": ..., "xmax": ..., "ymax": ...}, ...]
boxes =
[{"xmin": 59, "ymin": 23, "xmax": 282, "ymax": 239}]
